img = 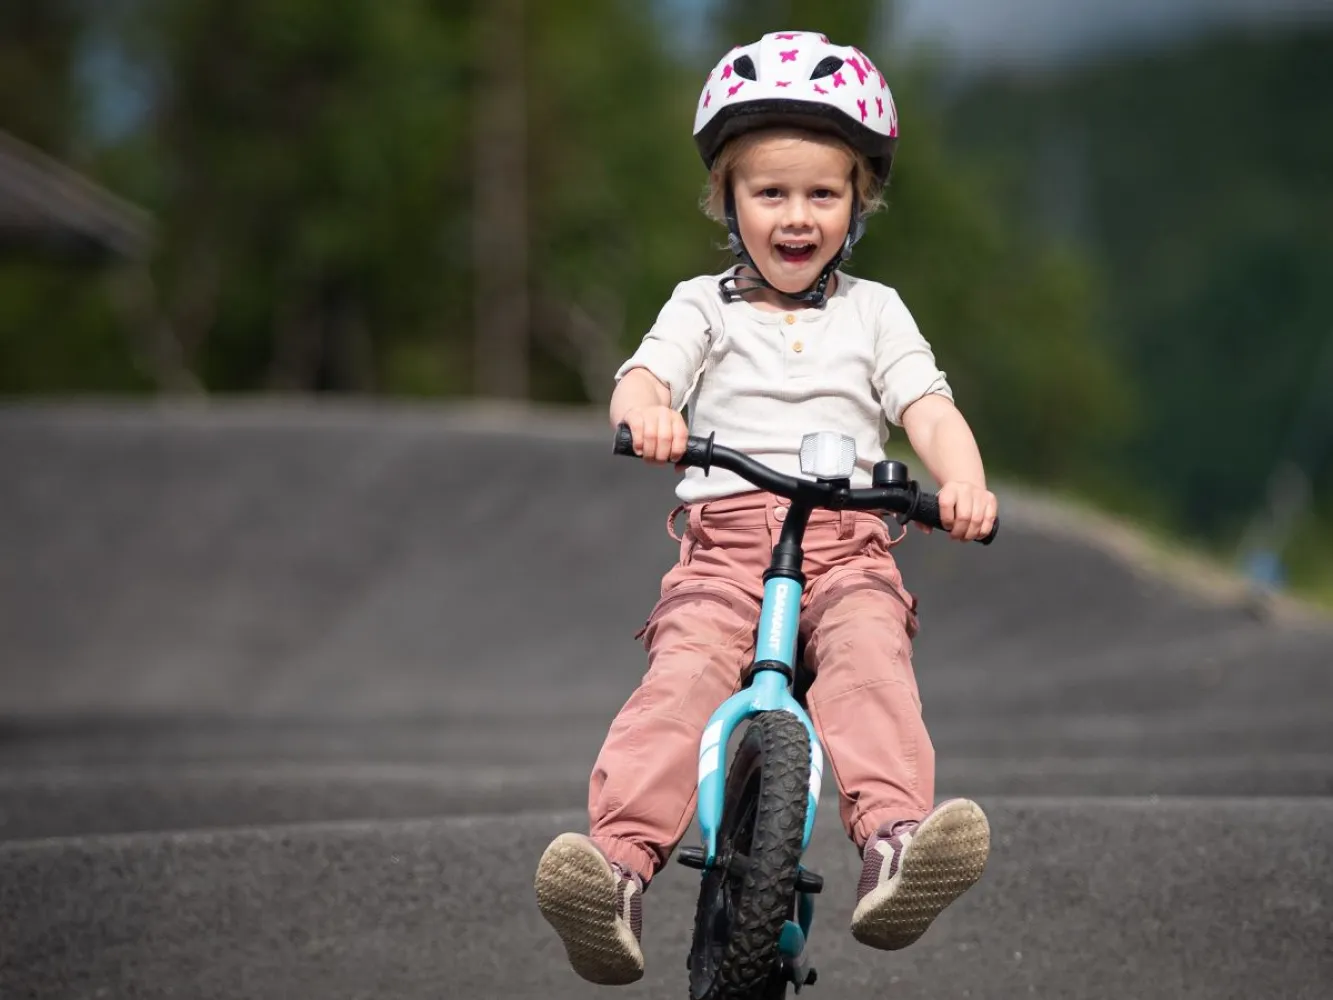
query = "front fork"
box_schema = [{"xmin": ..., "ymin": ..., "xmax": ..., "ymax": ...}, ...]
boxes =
[{"xmin": 679, "ymin": 572, "xmax": 824, "ymax": 986}]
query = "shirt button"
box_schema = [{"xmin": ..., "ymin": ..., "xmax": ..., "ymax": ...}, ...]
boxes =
[
  {"xmin": 784, "ymin": 314, "xmax": 796, "ymax": 325},
  {"xmin": 774, "ymin": 506, "xmax": 788, "ymax": 522},
  {"xmin": 792, "ymin": 341, "xmax": 804, "ymax": 353}
]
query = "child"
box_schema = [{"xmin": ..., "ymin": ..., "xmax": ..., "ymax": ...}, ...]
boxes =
[{"xmin": 534, "ymin": 31, "xmax": 997, "ymax": 986}]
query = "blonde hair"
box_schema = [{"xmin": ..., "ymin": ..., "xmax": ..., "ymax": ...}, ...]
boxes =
[{"xmin": 701, "ymin": 127, "xmax": 885, "ymax": 225}]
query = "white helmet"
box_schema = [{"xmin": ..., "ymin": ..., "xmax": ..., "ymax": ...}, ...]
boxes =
[{"xmin": 692, "ymin": 31, "xmax": 899, "ymax": 185}]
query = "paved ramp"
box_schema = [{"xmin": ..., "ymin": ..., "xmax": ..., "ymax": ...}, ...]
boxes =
[
  {"xmin": 1, "ymin": 402, "xmax": 1330, "ymax": 999},
  {"xmin": 6, "ymin": 801, "xmax": 1330, "ymax": 1000}
]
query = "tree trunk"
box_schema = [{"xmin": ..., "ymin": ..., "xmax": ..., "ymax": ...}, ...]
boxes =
[
  {"xmin": 471, "ymin": 0, "xmax": 529, "ymax": 399},
  {"xmin": 267, "ymin": 283, "xmax": 321, "ymax": 391},
  {"xmin": 105, "ymin": 263, "xmax": 205, "ymax": 395}
]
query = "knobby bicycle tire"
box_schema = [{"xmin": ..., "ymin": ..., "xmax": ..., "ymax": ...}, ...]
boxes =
[{"xmin": 688, "ymin": 710, "xmax": 810, "ymax": 1000}]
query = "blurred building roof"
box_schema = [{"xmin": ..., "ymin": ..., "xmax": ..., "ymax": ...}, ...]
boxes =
[{"xmin": 0, "ymin": 129, "xmax": 152, "ymax": 263}]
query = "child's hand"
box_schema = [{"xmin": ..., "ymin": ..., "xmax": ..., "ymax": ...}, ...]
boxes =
[
  {"xmin": 927, "ymin": 481, "xmax": 998, "ymax": 541},
  {"xmin": 622, "ymin": 406, "xmax": 689, "ymax": 464}
]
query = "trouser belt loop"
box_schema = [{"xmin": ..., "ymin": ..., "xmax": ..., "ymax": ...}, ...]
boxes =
[
  {"xmin": 688, "ymin": 502, "xmax": 713, "ymax": 546},
  {"xmin": 666, "ymin": 503, "xmax": 687, "ymax": 542}
]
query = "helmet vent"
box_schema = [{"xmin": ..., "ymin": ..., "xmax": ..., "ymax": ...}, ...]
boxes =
[
  {"xmin": 732, "ymin": 55, "xmax": 757, "ymax": 80},
  {"xmin": 810, "ymin": 56, "xmax": 844, "ymax": 79}
]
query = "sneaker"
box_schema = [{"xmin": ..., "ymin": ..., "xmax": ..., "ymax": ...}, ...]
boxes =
[
  {"xmin": 534, "ymin": 832, "xmax": 645, "ymax": 985},
  {"xmin": 850, "ymin": 798, "xmax": 990, "ymax": 950}
]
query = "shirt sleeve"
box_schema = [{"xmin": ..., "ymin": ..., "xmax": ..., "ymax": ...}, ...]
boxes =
[
  {"xmin": 874, "ymin": 288, "xmax": 954, "ymax": 426},
  {"xmin": 614, "ymin": 280, "xmax": 712, "ymax": 411}
]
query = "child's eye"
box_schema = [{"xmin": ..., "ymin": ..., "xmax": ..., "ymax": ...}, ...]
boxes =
[
  {"xmin": 812, "ymin": 189, "xmax": 836, "ymax": 200},
  {"xmin": 760, "ymin": 188, "xmax": 782, "ymax": 199}
]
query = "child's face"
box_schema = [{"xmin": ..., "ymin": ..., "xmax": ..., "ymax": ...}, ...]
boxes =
[{"xmin": 730, "ymin": 133, "xmax": 855, "ymax": 299}]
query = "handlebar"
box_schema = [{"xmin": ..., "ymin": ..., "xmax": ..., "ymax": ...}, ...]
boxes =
[{"xmin": 613, "ymin": 422, "xmax": 997, "ymax": 545}]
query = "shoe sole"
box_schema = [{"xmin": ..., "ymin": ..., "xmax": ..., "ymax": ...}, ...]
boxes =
[
  {"xmin": 850, "ymin": 799, "xmax": 991, "ymax": 951},
  {"xmin": 534, "ymin": 833, "xmax": 645, "ymax": 985}
]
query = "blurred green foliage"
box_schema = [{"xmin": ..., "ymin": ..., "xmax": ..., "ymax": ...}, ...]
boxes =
[
  {"xmin": 0, "ymin": 1, "xmax": 1328, "ymax": 598},
  {"xmin": 945, "ymin": 25, "xmax": 1333, "ymax": 593}
]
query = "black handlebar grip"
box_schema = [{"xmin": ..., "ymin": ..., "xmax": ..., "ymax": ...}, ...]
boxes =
[
  {"xmin": 912, "ymin": 492, "xmax": 1000, "ymax": 545},
  {"xmin": 681, "ymin": 433, "xmax": 715, "ymax": 472},
  {"xmin": 911, "ymin": 491, "xmax": 946, "ymax": 532},
  {"xmin": 612, "ymin": 422, "xmax": 636, "ymax": 457}
]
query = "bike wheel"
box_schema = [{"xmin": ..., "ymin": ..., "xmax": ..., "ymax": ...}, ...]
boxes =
[{"xmin": 688, "ymin": 710, "xmax": 810, "ymax": 1000}]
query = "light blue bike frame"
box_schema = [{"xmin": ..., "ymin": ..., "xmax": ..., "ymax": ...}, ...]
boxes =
[{"xmin": 693, "ymin": 573, "xmax": 824, "ymax": 958}]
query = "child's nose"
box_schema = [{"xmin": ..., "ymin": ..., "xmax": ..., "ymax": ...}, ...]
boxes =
[{"xmin": 782, "ymin": 197, "xmax": 813, "ymax": 228}]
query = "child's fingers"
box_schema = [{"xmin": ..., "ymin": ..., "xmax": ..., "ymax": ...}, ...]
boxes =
[
  {"xmin": 643, "ymin": 414, "xmax": 663, "ymax": 462},
  {"xmin": 960, "ymin": 493, "xmax": 998, "ymax": 540},
  {"xmin": 638, "ymin": 412, "xmax": 660, "ymax": 461},
  {"xmin": 938, "ymin": 490, "xmax": 956, "ymax": 534},
  {"xmin": 932, "ymin": 485, "xmax": 999, "ymax": 541},
  {"xmin": 624, "ymin": 411, "xmax": 646, "ymax": 456},
  {"xmin": 977, "ymin": 496, "xmax": 999, "ymax": 539},
  {"xmin": 669, "ymin": 415, "xmax": 689, "ymax": 463},
  {"xmin": 951, "ymin": 494, "xmax": 974, "ymax": 540},
  {"xmin": 648, "ymin": 410, "xmax": 675, "ymax": 463}
]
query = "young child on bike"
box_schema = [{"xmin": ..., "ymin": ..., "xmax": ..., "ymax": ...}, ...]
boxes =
[{"xmin": 535, "ymin": 31, "xmax": 998, "ymax": 985}]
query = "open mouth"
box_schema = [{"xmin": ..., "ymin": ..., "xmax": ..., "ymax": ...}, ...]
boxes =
[{"xmin": 775, "ymin": 242, "xmax": 817, "ymax": 264}]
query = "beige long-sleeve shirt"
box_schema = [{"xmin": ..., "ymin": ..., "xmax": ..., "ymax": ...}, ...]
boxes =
[{"xmin": 615, "ymin": 269, "xmax": 954, "ymax": 502}]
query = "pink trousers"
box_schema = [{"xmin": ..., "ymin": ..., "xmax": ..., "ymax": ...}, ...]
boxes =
[{"xmin": 587, "ymin": 490, "xmax": 935, "ymax": 883}]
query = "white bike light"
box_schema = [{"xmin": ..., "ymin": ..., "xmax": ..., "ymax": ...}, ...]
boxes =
[{"xmin": 799, "ymin": 432, "xmax": 857, "ymax": 480}]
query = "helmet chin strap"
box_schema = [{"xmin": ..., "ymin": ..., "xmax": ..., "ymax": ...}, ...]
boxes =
[{"xmin": 717, "ymin": 190, "xmax": 864, "ymax": 308}]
